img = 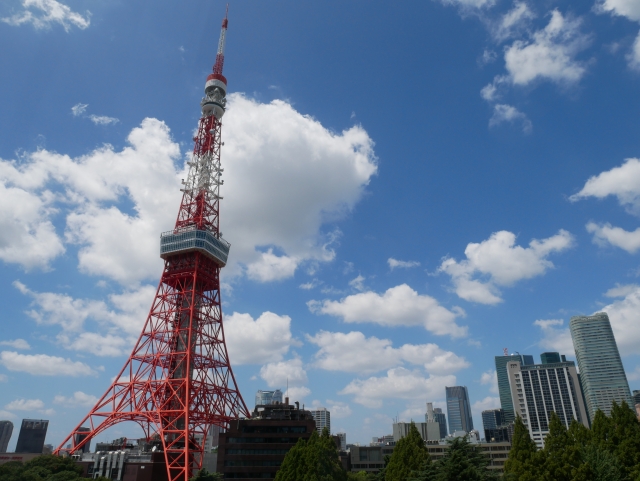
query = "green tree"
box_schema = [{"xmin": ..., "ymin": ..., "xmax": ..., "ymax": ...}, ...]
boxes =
[
  {"xmin": 190, "ymin": 467, "xmax": 223, "ymax": 481},
  {"xmin": 347, "ymin": 471, "xmax": 376, "ymax": 480},
  {"xmin": 540, "ymin": 412, "xmax": 576, "ymax": 481},
  {"xmin": 572, "ymin": 443, "xmax": 624, "ymax": 481},
  {"xmin": 384, "ymin": 423, "xmax": 429, "ymax": 481},
  {"xmin": 609, "ymin": 401, "xmax": 640, "ymax": 480},
  {"xmin": 24, "ymin": 456, "xmax": 82, "ymax": 477},
  {"xmin": 503, "ymin": 416, "xmax": 539, "ymax": 481},
  {"xmin": 407, "ymin": 458, "xmax": 438, "ymax": 481},
  {"xmin": 275, "ymin": 428, "xmax": 347, "ymax": 481},
  {"xmin": 434, "ymin": 436, "xmax": 496, "ymax": 481}
]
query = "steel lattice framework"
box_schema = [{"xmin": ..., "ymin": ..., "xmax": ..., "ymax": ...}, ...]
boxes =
[{"xmin": 54, "ymin": 10, "xmax": 250, "ymax": 481}]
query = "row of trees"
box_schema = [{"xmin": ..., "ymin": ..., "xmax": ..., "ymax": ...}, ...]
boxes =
[
  {"xmin": 504, "ymin": 401, "xmax": 640, "ymax": 481},
  {"xmin": 0, "ymin": 455, "xmax": 110, "ymax": 481}
]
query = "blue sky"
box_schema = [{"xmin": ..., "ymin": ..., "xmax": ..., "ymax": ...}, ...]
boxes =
[{"xmin": 0, "ymin": 0, "xmax": 640, "ymax": 449}]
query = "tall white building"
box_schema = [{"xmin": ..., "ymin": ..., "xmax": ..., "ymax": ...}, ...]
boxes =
[
  {"xmin": 506, "ymin": 355, "xmax": 588, "ymax": 448},
  {"xmin": 310, "ymin": 407, "xmax": 330, "ymax": 435}
]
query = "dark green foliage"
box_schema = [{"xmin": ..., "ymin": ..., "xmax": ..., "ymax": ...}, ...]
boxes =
[
  {"xmin": 190, "ymin": 467, "xmax": 223, "ymax": 481},
  {"xmin": 407, "ymin": 458, "xmax": 438, "ymax": 481},
  {"xmin": 274, "ymin": 427, "xmax": 347, "ymax": 481},
  {"xmin": 0, "ymin": 455, "xmax": 85, "ymax": 481},
  {"xmin": 384, "ymin": 423, "xmax": 429, "ymax": 481},
  {"xmin": 434, "ymin": 436, "xmax": 496, "ymax": 481},
  {"xmin": 503, "ymin": 416, "xmax": 539, "ymax": 481},
  {"xmin": 347, "ymin": 471, "xmax": 376, "ymax": 480}
]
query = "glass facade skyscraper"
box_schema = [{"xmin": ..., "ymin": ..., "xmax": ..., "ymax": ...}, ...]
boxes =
[
  {"xmin": 570, "ymin": 313, "xmax": 633, "ymax": 422},
  {"xmin": 0, "ymin": 421, "xmax": 13, "ymax": 453},
  {"xmin": 446, "ymin": 386, "xmax": 473, "ymax": 433},
  {"xmin": 255, "ymin": 389, "xmax": 283, "ymax": 407},
  {"xmin": 495, "ymin": 353, "xmax": 534, "ymax": 424},
  {"xmin": 15, "ymin": 419, "xmax": 48, "ymax": 454}
]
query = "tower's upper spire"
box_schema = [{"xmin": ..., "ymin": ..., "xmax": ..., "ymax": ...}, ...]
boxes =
[{"xmin": 213, "ymin": 5, "xmax": 228, "ymax": 75}]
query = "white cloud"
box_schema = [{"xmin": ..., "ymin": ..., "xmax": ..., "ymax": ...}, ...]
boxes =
[
  {"xmin": 340, "ymin": 368, "xmax": 456, "ymax": 409},
  {"xmin": 438, "ymin": 0, "xmax": 495, "ymax": 10},
  {"xmin": 71, "ymin": 103, "xmax": 88, "ymax": 116},
  {"xmin": 480, "ymin": 369, "xmax": 499, "ymax": 394},
  {"xmin": 225, "ymin": 311, "xmax": 293, "ymax": 365},
  {"xmin": 586, "ymin": 222, "xmax": 640, "ymax": 253},
  {"xmin": 628, "ymin": 32, "xmax": 640, "ymax": 70},
  {"xmin": 0, "ymin": 410, "xmax": 15, "ymax": 418},
  {"xmin": 387, "ymin": 258, "xmax": 420, "ymax": 270},
  {"xmin": 600, "ymin": 285, "xmax": 640, "ymax": 356},
  {"xmin": 53, "ymin": 391, "xmax": 98, "ymax": 407},
  {"xmin": 285, "ymin": 387, "xmax": 311, "ymax": 402},
  {"xmin": 0, "ymin": 374, "xmax": 7, "ymax": 382},
  {"xmin": 326, "ymin": 400, "xmax": 352, "ymax": 419},
  {"xmin": 596, "ymin": 0, "xmax": 640, "ymax": 22},
  {"xmin": 307, "ymin": 330, "xmax": 469, "ymax": 375},
  {"xmin": 5, "ymin": 398, "xmax": 44, "ymax": 411},
  {"xmin": 0, "ymin": 339, "xmax": 30, "ymax": 350},
  {"xmin": 0, "ymin": 351, "xmax": 97, "ymax": 376},
  {"xmin": 259, "ymin": 359, "xmax": 308, "ymax": 388},
  {"xmin": 0, "ymin": 96, "xmax": 376, "ymax": 286},
  {"xmin": 299, "ymin": 279, "xmax": 321, "ymax": 290},
  {"xmin": 533, "ymin": 319, "xmax": 575, "ymax": 355},
  {"xmin": 88, "ymin": 115, "xmax": 119, "ymax": 126},
  {"xmin": 439, "ymin": 230, "xmax": 574, "ymax": 304},
  {"xmin": 2, "ymin": 0, "xmax": 90, "ymax": 31},
  {"xmin": 472, "ymin": 396, "xmax": 501, "ymax": 413},
  {"xmin": 309, "ymin": 284, "xmax": 466, "ymax": 337},
  {"xmin": 348, "ymin": 274, "xmax": 365, "ymax": 291},
  {"xmin": 493, "ymin": 2, "xmax": 536, "ymax": 42},
  {"xmin": 571, "ymin": 158, "xmax": 640, "ymax": 215},
  {"xmin": 489, "ymin": 104, "xmax": 532, "ymax": 133},
  {"xmin": 504, "ymin": 10, "xmax": 590, "ymax": 86}
]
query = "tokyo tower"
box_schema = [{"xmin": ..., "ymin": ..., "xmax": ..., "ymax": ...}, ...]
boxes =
[{"xmin": 54, "ymin": 9, "xmax": 250, "ymax": 480}]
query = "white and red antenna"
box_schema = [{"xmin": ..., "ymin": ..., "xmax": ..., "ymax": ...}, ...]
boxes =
[
  {"xmin": 503, "ymin": 347, "xmax": 509, "ymax": 356},
  {"xmin": 213, "ymin": 4, "xmax": 229, "ymax": 75}
]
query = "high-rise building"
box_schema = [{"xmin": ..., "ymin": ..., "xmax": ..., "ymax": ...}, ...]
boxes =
[
  {"xmin": 255, "ymin": 389, "xmax": 283, "ymax": 407},
  {"xmin": 424, "ymin": 403, "xmax": 447, "ymax": 439},
  {"xmin": 540, "ymin": 352, "xmax": 562, "ymax": 364},
  {"xmin": 633, "ymin": 390, "xmax": 640, "ymax": 406},
  {"xmin": 570, "ymin": 313, "xmax": 634, "ymax": 421},
  {"xmin": 506, "ymin": 355, "xmax": 588, "ymax": 448},
  {"xmin": 15, "ymin": 419, "xmax": 49, "ymax": 453},
  {"xmin": 0, "ymin": 421, "xmax": 13, "ymax": 453},
  {"xmin": 495, "ymin": 353, "xmax": 534, "ymax": 424},
  {"xmin": 446, "ymin": 386, "xmax": 473, "ymax": 433},
  {"xmin": 310, "ymin": 407, "xmax": 330, "ymax": 435},
  {"xmin": 481, "ymin": 409, "xmax": 504, "ymax": 429},
  {"xmin": 74, "ymin": 427, "xmax": 91, "ymax": 454},
  {"xmin": 336, "ymin": 432, "xmax": 346, "ymax": 451}
]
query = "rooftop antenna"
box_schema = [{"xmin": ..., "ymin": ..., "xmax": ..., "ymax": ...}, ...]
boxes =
[{"xmin": 503, "ymin": 348, "xmax": 508, "ymax": 356}]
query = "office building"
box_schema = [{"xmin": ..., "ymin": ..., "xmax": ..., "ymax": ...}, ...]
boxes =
[
  {"xmin": 0, "ymin": 421, "xmax": 13, "ymax": 453},
  {"xmin": 632, "ymin": 390, "xmax": 640, "ymax": 406},
  {"xmin": 393, "ymin": 422, "xmax": 440, "ymax": 442},
  {"xmin": 15, "ymin": 419, "xmax": 48, "ymax": 454},
  {"xmin": 216, "ymin": 401, "xmax": 317, "ymax": 480},
  {"xmin": 506, "ymin": 354, "xmax": 588, "ymax": 448},
  {"xmin": 495, "ymin": 353, "xmax": 534, "ymax": 424},
  {"xmin": 570, "ymin": 313, "xmax": 634, "ymax": 421},
  {"xmin": 74, "ymin": 427, "xmax": 91, "ymax": 454},
  {"xmin": 255, "ymin": 389, "xmax": 283, "ymax": 407},
  {"xmin": 481, "ymin": 408, "xmax": 505, "ymax": 442},
  {"xmin": 310, "ymin": 407, "xmax": 330, "ymax": 435},
  {"xmin": 540, "ymin": 352, "xmax": 565, "ymax": 364},
  {"xmin": 425, "ymin": 403, "xmax": 446, "ymax": 440},
  {"xmin": 446, "ymin": 386, "xmax": 473, "ymax": 433},
  {"xmin": 336, "ymin": 432, "xmax": 346, "ymax": 451}
]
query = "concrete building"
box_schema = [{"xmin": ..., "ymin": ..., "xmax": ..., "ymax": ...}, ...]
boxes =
[
  {"xmin": 446, "ymin": 386, "xmax": 473, "ymax": 433},
  {"xmin": 74, "ymin": 427, "xmax": 91, "ymax": 454},
  {"xmin": 255, "ymin": 389, "xmax": 283, "ymax": 407},
  {"xmin": 506, "ymin": 354, "xmax": 588, "ymax": 448},
  {"xmin": 336, "ymin": 432, "xmax": 346, "ymax": 451},
  {"xmin": 216, "ymin": 402, "xmax": 317, "ymax": 480},
  {"xmin": 15, "ymin": 419, "xmax": 48, "ymax": 454},
  {"xmin": 481, "ymin": 409, "xmax": 505, "ymax": 442},
  {"xmin": 425, "ymin": 403, "xmax": 446, "ymax": 440},
  {"xmin": 495, "ymin": 353, "xmax": 534, "ymax": 425},
  {"xmin": 570, "ymin": 313, "xmax": 634, "ymax": 421},
  {"xmin": 310, "ymin": 407, "xmax": 330, "ymax": 435},
  {"xmin": 393, "ymin": 422, "xmax": 440, "ymax": 442},
  {"xmin": 0, "ymin": 421, "xmax": 13, "ymax": 453},
  {"xmin": 633, "ymin": 390, "xmax": 640, "ymax": 406},
  {"xmin": 76, "ymin": 450, "xmax": 168, "ymax": 481}
]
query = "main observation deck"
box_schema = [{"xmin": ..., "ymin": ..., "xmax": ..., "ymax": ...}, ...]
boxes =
[{"xmin": 160, "ymin": 228, "xmax": 230, "ymax": 267}]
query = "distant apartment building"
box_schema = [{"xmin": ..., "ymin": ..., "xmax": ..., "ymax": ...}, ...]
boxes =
[
  {"xmin": 446, "ymin": 386, "xmax": 473, "ymax": 433},
  {"xmin": 570, "ymin": 313, "xmax": 634, "ymax": 421},
  {"xmin": 393, "ymin": 422, "xmax": 440, "ymax": 442},
  {"xmin": 0, "ymin": 421, "xmax": 13, "ymax": 453},
  {"xmin": 633, "ymin": 390, "xmax": 640, "ymax": 406},
  {"xmin": 255, "ymin": 389, "xmax": 283, "ymax": 407},
  {"xmin": 481, "ymin": 409, "xmax": 505, "ymax": 442},
  {"xmin": 310, "ymin": 407, "xmax": 330, "ymax": 435},
  {"xmin": 15, "ymin": 419, "xmax": 48, "ymax": 454},
  {"xmin": 495, "ymin": 353, "xmax": 534, "ymax": 424},
  {"xmin": 336, "ymin": 432, "xmax": 346, "ymax": 451},
  {"xmin": 506, "ymin": 353, "xmax": 588, "ymax": 448}
]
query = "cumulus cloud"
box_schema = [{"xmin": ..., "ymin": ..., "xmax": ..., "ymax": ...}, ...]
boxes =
[
  {"xmin": 224, "ymin": 311, "xmax": 294, "ymax": 365},
  {"xmin": 340, "ymin": 368, "xmax": 456, "ymax": 409},
  {"xmin": 492, "ymin": 2, "xmax": 536, "ymax": 42},
  {"xmin": 88, "ymin": 115, "xmax": 119, "ymax": 126},
  {"xmin": 286, "ymin": 387, "xmax": 311, "ymax": 402},
  {"xmin": 2, "ymin": 0, "xmax": 90, "ymax": 31},
  {"xmin": 472, "ymin": 396, "xmax": 501, "ymax": 414},
  {"xmin": 480, "ymin": 369, "xmax": 499, "ymax": 394},
  {"xmin": 259, "ymin": 359, "xmax": 308, "ymax": 388},
  {"xmin": 71, "ymin": 103, "xmax": 88, "ymax": 116},
  {"xmin": 0, "ymin": 351, "xmax": 96, "ymax": 376},
  {"xmin": 439, "ymin": 230, "xmax": 574, "ymax": 304},
  {"xmin": 0, "ymin": 96, "xmax": 376, "ymax": 285},
  {"xmin": 5, "ymin": 398, "xmax": 44, "ymax": 411},
  {"xmin": 438, "ymin": 0, "xmax": 495, "ymax": 10},
  {"xmin": 596, "ymin": 0, "xmax": 640, "ymax": 21},
  {"xmin": 53, "ymin": 391, "xmax": 98, "ymax": 407},
  {"xmin": 504, "ymin": 10, "xmax": 590, "ymax": 86},
  {"xmin": 309, "ymin": 284, "xmax": 466, "ymax": 337},
  {"xmin": 348, "ymin": 274, "xmax": 365, "ymax": 292},
  {"xmin": 489, "ymin": 104, "xmax": 532, "ymax": 133},
  {"xmin": 571, "ymin": 158, "xmax": 640, "ymax": 215},
  {"xmin": 387, "ymin": 258, "xmax": 420, "ymax": 270},
  {"xmin": 0, "ymin": 339, "xmax": 30, "ymax": 350},
  {"xmin": 586, "ymin": 222, "xmax": 640, "ymax": 253},
  {"xmin": 307, "ymin": 330, "xmax": 469, "ymax": 375},
  {"xmin": 599, "ymin": 284, "xmax": 640, "ymax": 356},
  {"xmin": 533, "ymin": 319, "xmax": 575, "ymax": 355}
]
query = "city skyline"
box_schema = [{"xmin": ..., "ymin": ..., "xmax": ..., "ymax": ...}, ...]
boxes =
[{"xmin": 1, "ymin": 0, "xmax": 640, "ymax": 448}]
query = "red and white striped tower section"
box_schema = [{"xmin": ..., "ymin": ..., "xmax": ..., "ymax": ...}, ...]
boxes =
[{"xmin": 54, "ymin": 10, "xmax": 250, "ymax": 481}]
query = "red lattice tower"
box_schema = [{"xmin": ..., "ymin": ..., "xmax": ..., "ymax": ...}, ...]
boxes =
[{"xmin": 54, "ymin": 10, "xmax": 249, "ymax": 481}]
